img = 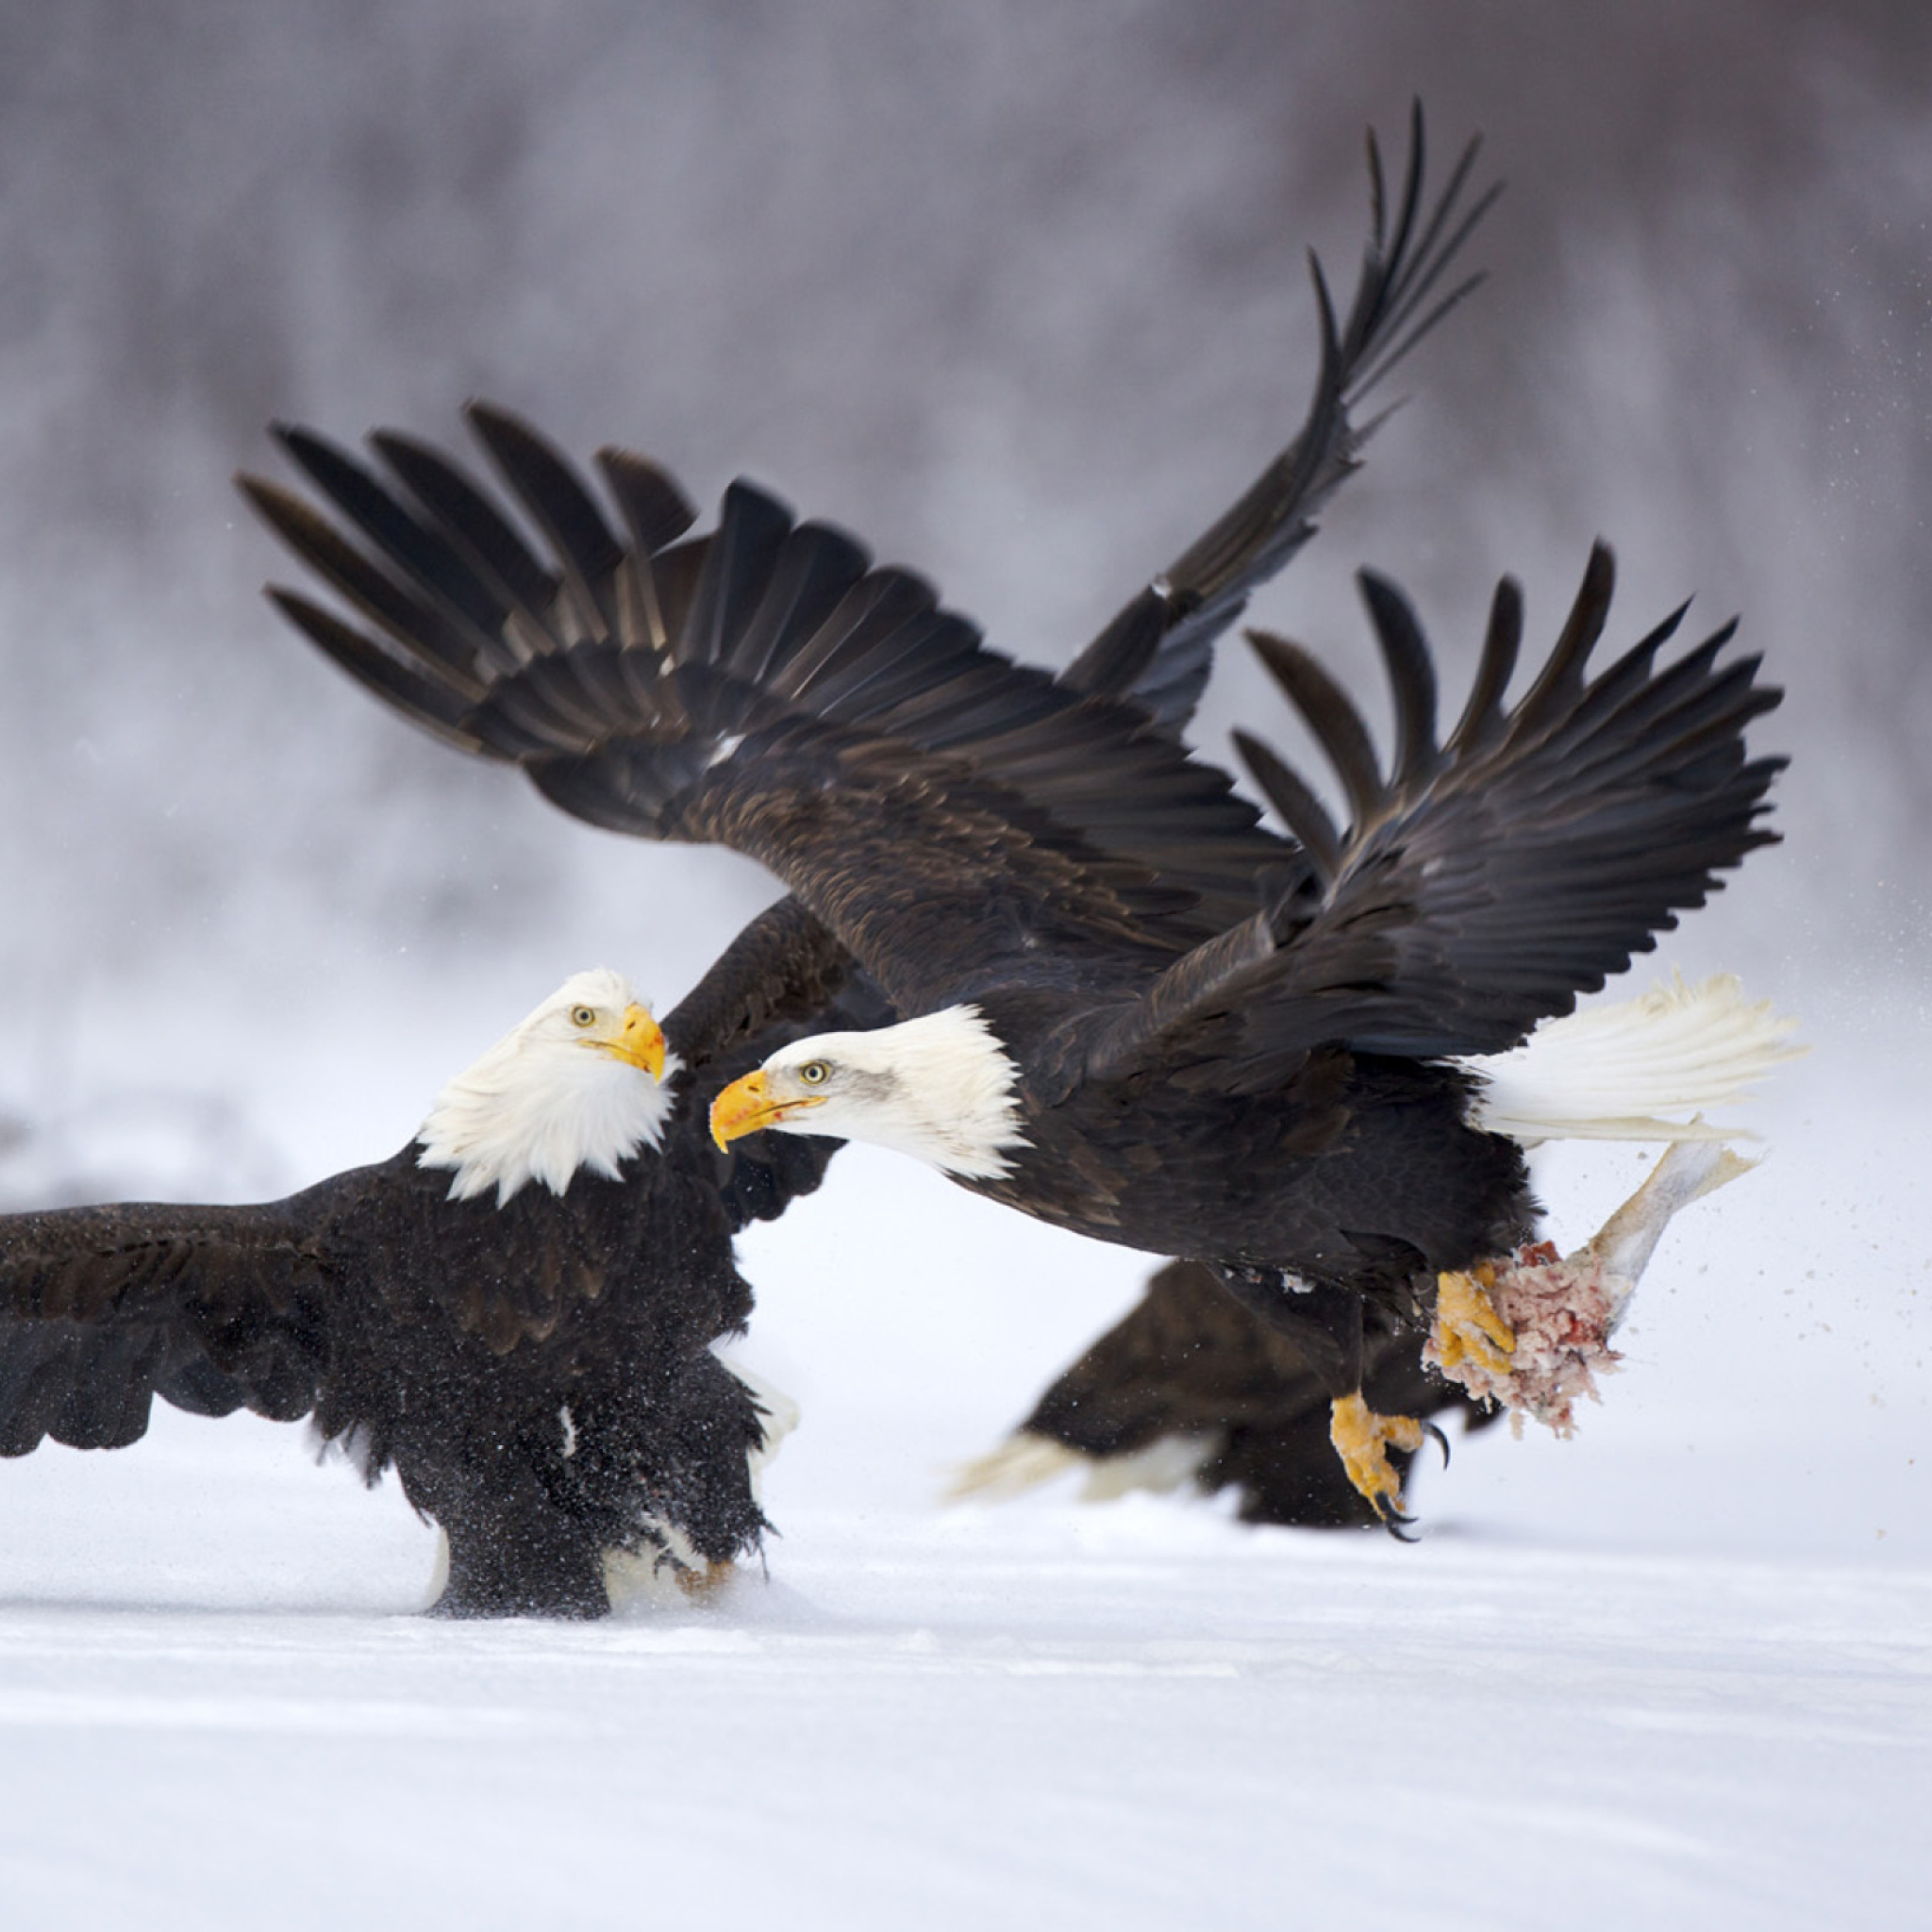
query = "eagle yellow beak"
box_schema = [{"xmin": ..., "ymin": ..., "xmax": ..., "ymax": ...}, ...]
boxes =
[
  {"xmin": 709, "ymin": 1068, "xmax": 824, "ymax": 1150},
  {"xmin": 602, "ymin": 1004, "xmax": 667, "ymax": 1082}
]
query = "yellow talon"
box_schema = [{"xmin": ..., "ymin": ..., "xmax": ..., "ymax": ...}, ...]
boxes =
[
  {"xmin": 1328, "ymin": 1392, "xmax": 1427, "ymax": 1523},
  {"xmin": 1433, "ymin": 1265, "xmax": 1517, "ymax": 1377}
]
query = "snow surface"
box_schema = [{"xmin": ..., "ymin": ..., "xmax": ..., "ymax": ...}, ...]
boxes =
[{"xmin": 1, "ymin": 1011, "xmax": 1927, "ymax": 1931}]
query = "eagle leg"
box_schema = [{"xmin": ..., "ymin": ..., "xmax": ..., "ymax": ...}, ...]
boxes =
[
  {"xmin": 1205, "ymin": 1265, "xmax": 1448, "ymax": 1533},
  {"xmin": 1430, "ymin": 1264, "xmax": 1518, "ymax": 1377},
  {"xmin": 1326, "ymin": 1391, "xmax": 1446, "ymax": 1536}
]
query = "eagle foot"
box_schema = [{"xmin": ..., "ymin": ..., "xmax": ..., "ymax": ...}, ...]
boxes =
[
  {"xmin": 1328, "ymin": 1392, "xmax": 1435, "ymax": 1536},
  {"xmin": 674, "ymin": 1557, "xmax": 735, "ymax": 1600},
  {"xmin": 1431, "ymin": 1264, "xmax": 1518, "ymax": 1377}
]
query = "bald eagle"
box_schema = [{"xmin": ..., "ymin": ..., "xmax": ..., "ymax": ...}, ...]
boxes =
[
  {"xmin": 698, "ymin": 546, "xmax": 1783, "ymax": 1520},
  {"xmin": 953, "ymin": 1257, "xmax": 1494, "ymax": 1527},
  {"xmin": 0, "ymin": 900, "xmax": 859, "ymax": 1616}
]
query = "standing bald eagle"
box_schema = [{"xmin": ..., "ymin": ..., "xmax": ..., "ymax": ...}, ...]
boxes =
[{"xmin": 0, "ymin": 899, "xmax": 858, "ymax": 1616}]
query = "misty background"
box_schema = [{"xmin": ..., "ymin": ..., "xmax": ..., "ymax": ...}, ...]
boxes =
[{"xmin": 0, "ymin": 3, "xmax": 1924, "ymax": 1403}]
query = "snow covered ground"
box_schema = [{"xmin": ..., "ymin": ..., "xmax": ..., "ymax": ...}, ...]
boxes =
[
  {"xmin": 1, "ymin": 1003, "xmax": 1926, "ymax": 1930},
  {"xmin": 3, "ymin": 1499, "xmax": 1925, "ymax": 1931}
]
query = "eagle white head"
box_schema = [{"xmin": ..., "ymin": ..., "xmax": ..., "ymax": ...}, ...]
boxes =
[
  {"xmin": 708, "ymin": 1005, "xmax": 1028, "ymax": 1180},
  {"xmin": 417, "ymin": 968, "xmax": 679, "ymax": 1205}
]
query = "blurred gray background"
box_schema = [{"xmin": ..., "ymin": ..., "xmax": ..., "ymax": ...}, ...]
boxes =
[{"xmin": 0, "ymin": 0, "xmax": 1925, "ymax": 1192}]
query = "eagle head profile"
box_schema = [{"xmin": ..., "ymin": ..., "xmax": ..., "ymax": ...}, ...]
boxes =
[{"xmin": 708, "ymin": 1005, "xmax": 1027, "ymax": 1180}]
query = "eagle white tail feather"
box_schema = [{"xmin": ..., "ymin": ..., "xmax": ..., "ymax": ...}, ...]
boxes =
[
  {"xmin": 601, "ymin": 1523, "xmax": 715, "ymax": 1611},
  {"xmin": 1464, "ymin": 974, "xmax": 1804, "ymax": 1146},
  {"xmin": 946, "ymin": 1429, "xmax": 1215, "ymax": 1505}
]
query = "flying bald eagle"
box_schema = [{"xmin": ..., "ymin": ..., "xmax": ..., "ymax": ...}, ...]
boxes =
[
  {"xmin": 702, "ymin": 554, "xmax": 1784, "ymax": 1521},
  {"xmin": 237, "ymin": 115, "xmax": 1785, "ymax": 1524},
  {"xmin": 0, "ymin": 900, "xmax": 861, "ymax": 1616},
  {"xmin": 238, "ymin": 115, "xmax": 1765, "ymax": 1527}
]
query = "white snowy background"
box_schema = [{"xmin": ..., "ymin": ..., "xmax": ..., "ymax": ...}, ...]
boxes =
[{"xmin": 1, "ymin": 5, "xmax": 1927, "ymax": 1927}]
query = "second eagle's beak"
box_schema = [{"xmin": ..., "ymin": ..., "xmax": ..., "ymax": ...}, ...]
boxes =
[
  {"xmin": 709, "ymin": 1069, "xmax": 824, "ymax": 1150},
  {"xmin": 603, "ymin": 1004, "xmax": 667, "ymax": 1082}
]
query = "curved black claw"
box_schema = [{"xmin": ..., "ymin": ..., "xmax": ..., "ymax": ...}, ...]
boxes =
[
  {"xmin": 1424, "ymin": 1419, "xmax": 1451, "ymax": 1470},
  {"xmin": 1364, "ymin": 1482, "xmax": 1423, "ymax": 1541},
  {"xmin": 1378, "ymin": 1504, "xmax": 1422, "ymax": 1543}
]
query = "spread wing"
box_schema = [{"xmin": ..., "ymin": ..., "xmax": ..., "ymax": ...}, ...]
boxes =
[
  {"xmin": 235, "ymin": 112, "xmax": 1491, "ymax": 1017},
  {"xmin": 0, "ymin": 1137, "xmax": 780, "ymax": 1456},
  {"xmin": 1063, "ymin": 104, "xmax": 1497, "ymax": 734},
  {"xmin": 1084, "ymin": 543, "xmax": 1784, "ymax": 1081},
  {"xmin": 241, "ymin": 411, "xmax": 1273, "ymax": 1014},
  {"xmin": 0, "ymin": 1197, "xmax": 330, "ymax": 1453}
]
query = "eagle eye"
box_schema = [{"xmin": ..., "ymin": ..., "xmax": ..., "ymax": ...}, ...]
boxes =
[
  {"xmin": 571, "ymin": 1005, "xmax": 598, "ymax": 1028},
  {"xmin": 798, "ymin": 1060, "xmax": 830, "ymax": 1087}
]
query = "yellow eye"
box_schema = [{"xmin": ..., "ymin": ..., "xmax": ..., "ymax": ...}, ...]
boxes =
[
  {"xmin": 798, "ymin": 1060, "xmax": 829, "ymax": 1086},
  {"xmin": 571, "ymin": 1006, "xmax": 598, "ymax": 1028}
]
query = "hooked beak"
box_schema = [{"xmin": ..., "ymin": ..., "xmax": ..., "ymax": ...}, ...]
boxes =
[
  {"xmin": 709, "ymin": 1068, "xmax": 825, "ymax": 1150},
  {"xmin": 600, "ymin": 1004, "xmax": 667, "ymax": 1082}
]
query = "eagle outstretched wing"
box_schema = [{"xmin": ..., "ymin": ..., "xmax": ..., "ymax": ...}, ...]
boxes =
[
  {"xmin": 238, "ymin": 114, "xmax": 1491, "ymax": 1018},
  {"xmin": 0, "ymin": 1197, "xmax": 329, "ymax": 1454},
  {"xmin": 1080, "ymin": 544, "xmax": 1784, "ymax": 1086},
  {"xmin": 244, "ymin": 415, "xmax": 1277, "ymax": 1010},
  {"xmin": 1062, "ymin": 103, "xmax": 1497, "ymax": 730}
]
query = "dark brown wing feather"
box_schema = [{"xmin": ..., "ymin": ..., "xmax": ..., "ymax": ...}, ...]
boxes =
[
  {"xmin": 1062, "ymin": 104, "xmax": 1498, "ymax": 736},
  {"xmin": 243, "ymin": 425, "xmax": 1283, "ymax": 1011},
  {"xmin": 239, "ymin": 112, "xmax": 1495, "ymax": 1010},
  {"xmin": 236, "ymin": 119, "xmax": 1494, "ymax": 1008},
  {"xmin": 0, "ymin": 1195, "xmax": 331, "ymax": 1453},
  {"xmin": 1081, "ymin": 544, "xmax": 1783, "ymax": 1079}
]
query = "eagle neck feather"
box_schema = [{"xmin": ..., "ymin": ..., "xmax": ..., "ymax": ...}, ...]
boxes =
[{"xmin": 417, "ymin": 1034, "xmax": 682, "ymax": 1206}]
